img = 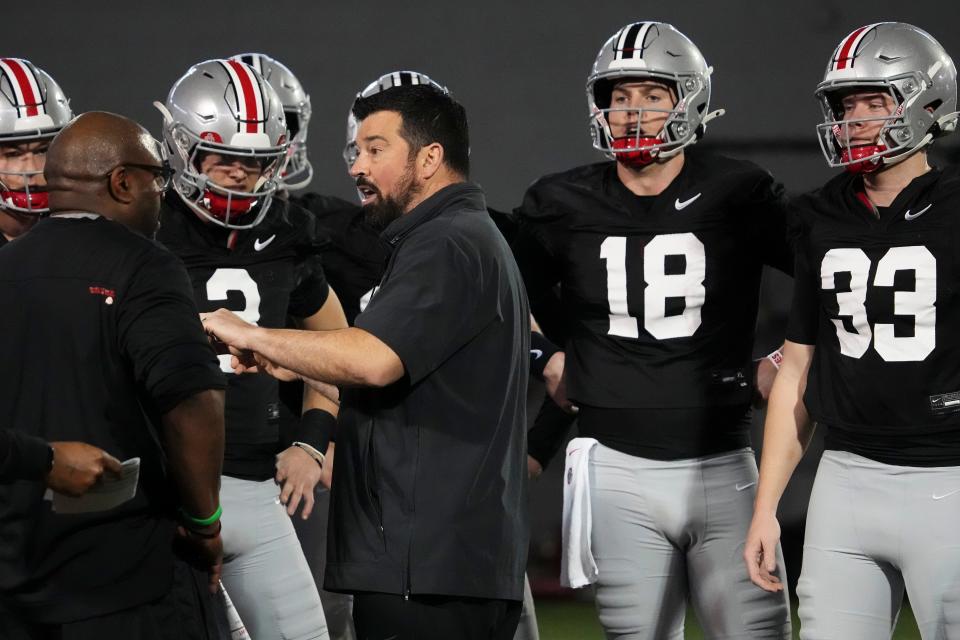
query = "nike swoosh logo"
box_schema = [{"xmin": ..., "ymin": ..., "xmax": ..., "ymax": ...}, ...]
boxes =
[
  {"xmin": 904, "ymin": 204, "xmax": 932, "ymax": 221},
  {"xmin": 932, "ymin": 488, "xmax": 960, "ymax": 500},
  {"xmin": 735, "ymin": 482, "xmax": 756, "ymax": 492},
  {"xmin": 674, "ymin": 193, "xmax": 701, "ymax": 210},
  {"xmin": 530, "ymin": 349, "xmax": 543, "ymax": 359},
  {"xmin": 254, "ymin": 234, "xmax": 276, "ymax": 251}
]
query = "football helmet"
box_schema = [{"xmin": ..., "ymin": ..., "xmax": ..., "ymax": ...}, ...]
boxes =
[
  {"xmin": 231, "ymin": 53, "xmax": 312, "ymax": 190},
  {"xmin": 815, "ymin": 22, "xmax": 958, "ymax": 173},
  {"xmin": 586, "ymin": 22, "xmax": 723, "ymax": 167},
  {"xmin": 343, "ymin": 70, "xmax": 448, "ymax": 167},
  {"xmin": 0, "ymin": 58, "xmax": 72, "ymax": 215},
  {"xmin": 157, "ymin": 59, "xmax": 288, "ymax": 229}
]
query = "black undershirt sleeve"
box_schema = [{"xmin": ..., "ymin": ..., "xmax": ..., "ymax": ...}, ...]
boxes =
[
  {"xmin": 785, "ymin": 234, "xmax": 820, "ymax": 345},
  {"xmin": 747, "ymin": 173, "xmax": 794, "ymax": 276}
]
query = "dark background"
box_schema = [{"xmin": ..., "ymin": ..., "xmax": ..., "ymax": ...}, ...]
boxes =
[{"xmin": 9, "ymin": 0, "xmax": 960, "ymax": 603}]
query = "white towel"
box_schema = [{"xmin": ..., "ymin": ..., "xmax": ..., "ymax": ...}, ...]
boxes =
[{"xmin": 560, "ymin": 437, "xmax": 600, "ymax": 588}]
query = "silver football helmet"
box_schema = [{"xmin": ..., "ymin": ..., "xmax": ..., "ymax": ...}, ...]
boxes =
[
  {"xmin": 343, "ymin": 70, "xmax": 448, "ymax": 167},
  {"xmin": 156, "ymin": 59, "xmax": 288, "ymax": 229},
  {"xmin": 586, "ymin": 22, "xmax": 723, "ymax": 166},
  {"xmin": 231, "ymin": 53, "xmax": 312, "ymax": 190},
  {"xmin": 0, "ymin": 58, "xmax": 72, "ymax": 215},
  {"xmin": 815, "ymin": 22, "xmax": 958, "ymax": 173}
]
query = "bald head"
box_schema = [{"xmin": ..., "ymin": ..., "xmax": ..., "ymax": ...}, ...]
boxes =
[
  {"xmin": 45, "ymin": 111, "xmax": 165, "ymax": 237},
  {"xmin": 46, "ymin": 111, "xmax": 160, "ymax": 184}
]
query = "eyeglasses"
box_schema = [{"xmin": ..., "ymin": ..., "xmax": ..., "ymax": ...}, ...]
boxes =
[{"xmin": 107, "ymin": 162, "xmax": 176, "ymax": 194}]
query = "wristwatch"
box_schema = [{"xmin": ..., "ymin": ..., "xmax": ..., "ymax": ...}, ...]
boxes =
[{"xmin": 46, "ymin": 444, "xmax": 55, "ymax": 473}]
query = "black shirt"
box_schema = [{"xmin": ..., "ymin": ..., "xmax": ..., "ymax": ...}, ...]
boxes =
[
  {"xmin": 788, "ymin": 167, "xmax": 960, "ymax": 466},
  {"xmin": 0, "ymin": 215, "xmax": 225, "ymax": 623},
  {"xmin": 325, "ymin": 183, "xmax": 530, "ymax": 601},
  {"xmin": 157, "ymin": 196, "xmax": 330, "ymax": 480},
  {"xmin": 514, "ymin": 152, "xmax": 792, "ymax": 459}
]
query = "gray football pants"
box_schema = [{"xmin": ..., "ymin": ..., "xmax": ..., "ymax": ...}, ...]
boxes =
[
  {"xmin": 798, "ymin": 450, "xmax": 960, "ymax": 640},
  {"xmin": 220, "ymin": 475, "xmax": 330, "ymax": 640},
  {"xmin": 589, "ymin": 444, "xmax": 791, "ymax": 639}
]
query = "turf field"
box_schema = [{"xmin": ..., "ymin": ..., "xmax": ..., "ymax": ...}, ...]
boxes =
[{"xmin": 535, "ymin": 598, "xmax": 921, "ymax": 639}]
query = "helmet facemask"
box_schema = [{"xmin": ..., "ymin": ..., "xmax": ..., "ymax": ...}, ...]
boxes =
[
  {"xmin": 816, "ymin": 78, "xmax": 926, "ymax": 173},
  {"xmin": 0, "ymin": 123, "xmax": 61, "ymax": 216},
  {"xmin": 0, "ymin": 155, "xmax": 50, "ymax": 215},
  {"xmin": 167, "ymin": 122, "xmax": 286, "ymax": 230},
  {"xmin": 280, "ymin": 99, "xmax": 312, "ymax": 191},
  {"xmin": 588, "ymin": 71, "xmax": 718, "ymax": 167}
]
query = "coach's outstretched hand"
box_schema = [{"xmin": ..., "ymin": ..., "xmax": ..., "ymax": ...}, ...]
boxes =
[
  {"xmin": 46, "ymin": 442, "xmax": 123, "ymax": 497},
  {"xmin": 743, "ymin": 510, "xmax": 784, "ymax": 592},
  {"xmin": 201, "ymin": 308, "xmax": 259, "ymax": 352}
]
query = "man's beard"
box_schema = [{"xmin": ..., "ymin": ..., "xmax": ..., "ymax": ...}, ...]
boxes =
[{"xmin": 359, "ymin": 162, "xmax": 421, "ymax": 233}]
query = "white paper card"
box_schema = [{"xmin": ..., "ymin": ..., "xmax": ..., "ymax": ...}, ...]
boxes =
[{"xmin": 49, "ymin": 457, "xmax": 141, "ymax": 514}]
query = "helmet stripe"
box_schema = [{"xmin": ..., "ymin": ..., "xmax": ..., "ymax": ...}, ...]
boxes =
[
  {"xmin": 0, "ymin": 59, "xmax": 43, "ymax": 117},
  {"xmin": 614, "ymin": 22, "xmax": 653, "ymax": 60},
  {"xmin": 835, "ymin": 24, "xmax": 879, "ymax": 70},
  {"xmin": 630, "ymin": 22, "xmax": 654, "ymax": 59},
  {"xmin": 224, "ymin": 60, "xmax": 263, "ymax": 134}
]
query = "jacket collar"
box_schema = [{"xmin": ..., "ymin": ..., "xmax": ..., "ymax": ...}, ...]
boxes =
[{"xmin": 382, "ymin": 182, "xmax": 486, "ymax": 246}]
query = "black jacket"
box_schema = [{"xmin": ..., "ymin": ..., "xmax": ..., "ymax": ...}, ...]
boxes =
[{"xmin": 324, "ymin": 183, "xmax": 530, "ymax": 601}]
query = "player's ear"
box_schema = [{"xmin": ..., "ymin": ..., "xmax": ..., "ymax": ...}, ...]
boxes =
[
  {"xmin": 106, "ymin": 166, "xmax": 135, "ymax": 205},
  {"xmin": 418, "ymin": 142, "xmax": 444, "ymax": 180}
]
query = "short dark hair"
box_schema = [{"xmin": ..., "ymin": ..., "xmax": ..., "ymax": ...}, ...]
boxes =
[{"xmin": 352, "ymin": 85, "xmax": 470, "ymax": 177}]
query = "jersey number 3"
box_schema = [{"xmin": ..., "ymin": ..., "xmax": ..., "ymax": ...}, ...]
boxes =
[
  {"xmin": 601, "ymin": 233, "xmax": 706, "ymax": 340},
  {"xmin": 821, "ymin": 246, "xmax": 936, "ymax": 362},
  {"xmin": 206, "ymin": 268, "xmax": 262, "ymax": 373}
]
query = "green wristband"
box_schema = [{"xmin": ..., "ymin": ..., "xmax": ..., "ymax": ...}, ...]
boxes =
[{"xmin": 180, "ymin": 504, "xmax": 222, "ymax": 527}]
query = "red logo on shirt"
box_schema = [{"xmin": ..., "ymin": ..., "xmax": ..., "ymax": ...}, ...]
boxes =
[{"xmin": 89, "ymin": 286, "xmax": 115, "ymax": 297}]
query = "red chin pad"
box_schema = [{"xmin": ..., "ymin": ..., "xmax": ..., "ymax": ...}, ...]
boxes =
[
  {"xmin": 201, "ymin": 190, "xmax": 258, "ymax": 222},
  {"xmin": 611, "ymin": 136, "xmax": 663, "ymax": 168},
  {"xmin": 2, "ymin": 190, "xmax": 48, "ymax": 213},
  {"xmin": 841, "ymin": 145, "xmax": 886, "ymax": 174}
]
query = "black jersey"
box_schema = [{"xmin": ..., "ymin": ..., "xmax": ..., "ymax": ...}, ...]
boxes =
[
  {"xmin": 157, "ymin": 196, "xmax": 330, "ymax": 479},
  {"xmin": 788, "ymin": 167, "xmax": 960, "ymax": 466},
  {"xmin": 294, "ymin": 193, "xmax": 389, "ymax": 325},
  {"xmin": 515, "ymin": 152, "xmax": 792, "ymax": 414}
]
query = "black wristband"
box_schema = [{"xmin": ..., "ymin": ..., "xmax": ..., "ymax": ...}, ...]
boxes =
[
  {"xmin": 182, "ymin": 520, "xmax": 222, "ymax": 539},
  {"xmin": 529, "ymin": 332, "xmax": 561, "ymax": 379},
  {"xmin": 294, "ymin": 409, "xmax": 337, "ymax": 453}
]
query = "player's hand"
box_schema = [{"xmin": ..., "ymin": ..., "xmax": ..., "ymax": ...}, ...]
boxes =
[
  {"xmin": 744, "ymin": 510, "xmax": 784, "ymax": 592},
  {"xmin": 543, "ymin": 351, "xmax": 578, "ymax": 414},
  {"xmin": 527, "ymin": 455, "xmax": 543, "ymax": 480},
  {"xmin": 175, "ymin": 524, "xmax": 224, "ymax": 594},
  {"xmin": 320, "ymin": 443, "xmax": 335, "ymax": 490},
  {"xmin": 200, "ymin": 309, "xmax": 258, "ymax": 352},
  {"xmin": 753, "ymin": 357, "xmax": 779, "ymax": 407},
  {"xmin": 276, "ymin": 446, "xmax": 323, "ymax": 519},
  {"xmin": 46, "ymin": 442, "xmax": 123, "ymax": 497}
]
